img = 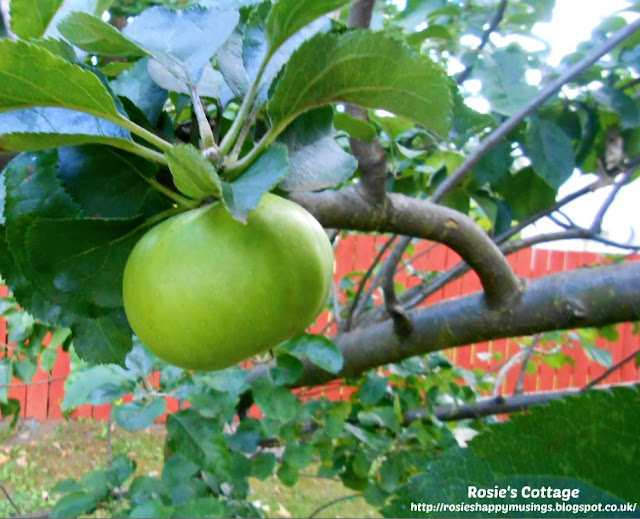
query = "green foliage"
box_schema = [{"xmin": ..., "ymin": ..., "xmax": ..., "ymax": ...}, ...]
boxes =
[{"xmin": 384, "ymin": 387, "xmax": 640, "ymax": 517}]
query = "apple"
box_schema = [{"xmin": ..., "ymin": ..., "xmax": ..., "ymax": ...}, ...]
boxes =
[{"xmin": 122, "ymin": 194, "xmax": 334, "ymax": 370}]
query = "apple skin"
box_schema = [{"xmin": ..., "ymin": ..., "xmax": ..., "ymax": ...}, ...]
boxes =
[{"xmin": 122, "ymin": 194, "xmax": 334, "ymax": 370}]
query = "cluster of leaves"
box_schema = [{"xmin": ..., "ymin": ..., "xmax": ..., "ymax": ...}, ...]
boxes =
[{"xmin": 52, "ymin": 336, "xmax": 491, "ymax": 517}]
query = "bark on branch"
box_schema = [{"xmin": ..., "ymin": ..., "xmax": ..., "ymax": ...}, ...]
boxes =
[
  {"xmin": 250, "ymin": 260, "xmax": 640, "ymax": 387},
  {"xmin": 291, "ymin": 187, "xmax": 523, "ymax": 308}
]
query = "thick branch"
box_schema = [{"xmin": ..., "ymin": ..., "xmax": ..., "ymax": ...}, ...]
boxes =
[
  {"xmin": 432, "ymin": 17, "xmax": 640, "ymax": 201},
  {"xmin": 252, "ymin": 260, "xmax": 640, "ymax": 387},
  {"xmin": 347, "ymin": 0, "xmax": 376, "ymax": 28},
  {"xmin": 291, "ymin": 187, "xmax": 523, "ymax": 307}
]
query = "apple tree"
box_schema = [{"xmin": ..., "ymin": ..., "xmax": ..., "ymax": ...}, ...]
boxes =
[{"xmin": 1, "ymin": 0, "xmax": 640, "ymax": 517}]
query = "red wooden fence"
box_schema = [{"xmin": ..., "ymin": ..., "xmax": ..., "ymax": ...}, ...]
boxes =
[{"xmin": 1, "ymin": 235, "xmax": 639, "ymax": 422}]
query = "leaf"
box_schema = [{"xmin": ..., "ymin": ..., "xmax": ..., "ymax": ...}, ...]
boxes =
[
  {"xmin": 62, "ymin": 364, "xmax": 134, "ymax": 410},
  {"xmin": 166, "ymin": 143, "xmax": 222, "ymax": 200},
  {"xmin": 472, "ymin": 46, "xmax": 538, "ymax": 116},
  {"xmin": 525, "ymin": 117, "xmax": 576, "ymax": 189},
  {"xmin": 498, "ymin": 166, "xmax": 557, "ymax": 221},
  {"xmin": 217, "ymin": 27, "xmax": 249, "ymax": 99},
  {"xmin": 270, "ymin": 354, "xmax": 304, "ymax": 386},
  {"xmin": 147, "ymin": 61, "xmax": 234, "ymax": 106},
  {"xmin": 0, "ymin": 107, "xmax": 133, "ymax": 153},
  {"xmin": 26, "ymin": 216, "xmax": 145, "ymax": 311},
  {"xmin": 167, "ymin": 409, "xmax": 233, "ymax": 480},
  {"xmin": 29, "ymin": 38, "xmax": 78, "ymax": 62},
  {"xmin": 0, "ymin": 40, "xmax": 125, "ymax": 125},
  {"xmin": 277, "ymin": 333, "xmax": 343, "ymax": 374},
  {"xmin": 2, "ymin": 151, "xmax": 82, "ymax": 326},
  {"xmin": 265, "ymin": 0, "xmax": 352, "ymax": 57},
  {"xmin": 384, "ymin": 386, "xmax": 640, "ymax": 517},
  {"xmin": 472, "ymin": 140, "xmax": 512, "ymax": 186},
  {"xmin": 57, "ymin": 145, "xmax": 169, "ymax": 219},
  {"xmin": 50, "ymin": 491, "xmax": 96, "ymax": 519},
  {"xmin": 582, "ymin": 343, "xmax": 613, "ymax": 368},
  {"xmin": 122, "ymin": 6, "xmax": 239, "ymax": 86},
  {"xmin": 110, "ymin": 58, "xmax": 168, "ymax": 125},
  {"xmin": 113, "ymin": 399, "xmax": 167, "ymax": 431},
  {"xmin": 250, "ymin": 376, "xmax": 301, "ymax": 423},
  {"xmin": 174, "ymin": 498, "xmax": 227, "ymax": 519},
  {"xmin": 71, "ymin": 310, "xmax": 134, "ymax": 365},
  {"xmin": 58, "ymin": 12, "xmax": 146, "ymax": 57},
  {"xmin": 222, "ymin": 144, "xmax": 290, "ymax": 222},
  {"xmin": 358, "ymin": 373, "xmax": 388, "ymax": 406},
  {"xmin": 251, "ymin": 452, "xmax": 277, "ymax": 480},
  {"xmin": 277, "ymin": 107, "xmax": 356, "ymax": 192},
  {"xmin": 333, "ymin": 111, "xmax": 377, "ymax": 141},
  {"xmin": 0, "ymin": 358, "xmax": 12, "ymax": 404},
  {"xmin": 269, "ymin": 31, "xmax": 452, "ymax": 137},
  {"xmin": 244, "ymin": 12, "xmax": 331, "ymax": 104},
  {"xmin": 9, "ymin": 0, "xmax": 63, "ymax": 39}
]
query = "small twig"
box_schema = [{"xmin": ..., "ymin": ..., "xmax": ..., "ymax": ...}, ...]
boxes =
[
  {"xmin": 431, "ymin": 17, "xmax": 640, "ymax": 202},
  {"xmin": 514, "ymin": 334, "xmax": 541, "ymax": 395},
  {"xmin": 591, "ymin": 171, "xmax": 633, "ymax": 234},
  {"xmin": 346, "ymin": 235, "xmax": 396, "ymax": 330},
  {"xmin": 307, "ymin": 494, "xmax": 361, "ymax": 518},
  {"xmin": 1, "ymin": 482, "xmax": 21, "ymax": 516},
  {"xmin": 331, "ymin": 281, "xmax": 344, "ymax": 332},
  {"xmin": 456, "ymin": 0, "xmax": 508, "ymax": 84},
  {"xmin": 582, "ymin": 349, "xmax": 640, "ymax": 391}
]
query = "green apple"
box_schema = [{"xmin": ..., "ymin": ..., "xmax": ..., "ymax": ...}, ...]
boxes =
[{"xmin": 123, "ymin": 194, "xmax": 334, "ymax": 370}]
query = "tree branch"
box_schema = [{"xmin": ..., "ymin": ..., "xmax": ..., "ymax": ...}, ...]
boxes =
[
  {"xmin": 250, "ymin": 259, "xmax": 640, "ymax": 387},
  {"xmin": 431, "ymin": 17, "xmax": 640, "ymax": 201},
  {"xmin": 403, "ymin": 383, "xmax": 637, "ymax": 424},
  {"xmin": 291, "ymin": 187, "xmax": 523, "ymax": 308}
]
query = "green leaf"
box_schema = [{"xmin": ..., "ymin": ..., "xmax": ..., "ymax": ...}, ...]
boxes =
[
  {"xmin": 222, "ymin": 144, "xmax": 290, "ymax": 222},
  {"xmin": 2, "ymin": 151, "xmax": 82, "ymax": 326},
  {"xmin": 113, "ymin": 399, "xmax": 167, "ymax": 431},
  {"xmin": 498, "ymin": 166, "xmax": 557, "ymax": 221},
  {"xmin": 271, "ymin": 353, "xmax": 304, "ymax": 386},
  {"xmin": 122, "ymin": 6, "xmax": 239, "ymax": 86},
  {"xmin": 269, "ymin": 30, "xmax": 452, "ymax": 137},
  {"xmin": 129, "ymin": 502, "xmax": 174, "ymax": 518},
  {"xmin": 277, "ymin": 107, "xmax": 356, "ymax": 192},
  {"xmin": 14, "ymin": 357, "xmax": 38, "ymax": 382},
  {"xmin": 358, "ymin": 373, "xmax": 388, "ymax": 406},
  {"xmin": 147, "ymin": 61, "xmax": 234, "ymax": 105},
  {"xmin": 226, "ymin": 418, "xmax": 262, "ymax": 454},
  {"xmin": 473, "ymin": 47, "xmax": 538, "ymax": 116},
  {"xmin": 167, "ymin": 409, "xmax": 233, "ymax": 479},
  {"xmin": 62, "ymin": 364, "xmax": 134, "ymax": 410},
  {"xmin": 0, "ymin": 107, "xmax": 134, "ymax": 153},
  {"xmin": 9, "ymin": 0, "xmax": 63, "ymax": 39},
  {"xmin": 472, "ymin": 140, "xmax": 512, "ymax": 186},
  {"xmin": 333, "ymin": 111, "xmax": 377, "ymax": 142},
  {"xmin": 278, "ymin": 333, "xmax": 344, "ymax": 374},
  {"xmin": 29, "ymin": 38, "xmax": 77, "ymax": 62},
  {"xmin": 244, "ymin": 7, "xmax": 330, "ymax": 104},
  {"xmin": 57, "ymin": 145, "xmax": 169, "ymax": 219},
  {"xmin": 250, "ymin": 376, "xmax": 301, "ymax": 423},
  {"xmin": 525, "ymin": 117, "xmax": 576, "ymax": 189},
  {"xmin": 0, "ymin": 358, "xmax": 12, "ymax": 404},
  {"xmin": 58, "ymin": 12, "xmax": 146, "ymax": 57},
  {"xmin": 27, "ymin": 216, "xmax": 144, "ymax": 311},
  {"xmin": 217, "ymin": 27, "xmax": 250, "ymax": 99},
  {"xmin": 582, "ymin": 343, "xmax": 613, "ymax": 368},
  {"xmin": 110, "ymin": 58, "xmax": 168, "ymax": 126},
  {"xmin": 71, "ymin": 310, "xmax": 134, "ymax": 365},
  {"xmin": 251, "ymin": 452, "xmax": 277, "ymax": 480},
  {"xmin": 166, "ymin": 143, "xmax": 222, "ymax": 200},
  {"xmin": 384, "ymin": 386, "xmax": 640, "ymax": 518},
  {"xmin": 283, "ymin": 442, "xmax": 313, "ymax": 470},
  {"xmin": 50, "ymin": 491, "xmax": 96, "ymax": 519},
  {"xmin": 539, "ymin": 351, "xmax": 574, "ymax": 370},
  {"xmin": 277, "ymin": 462, "xmax": 299, "ymax": 487},
  {"xmin": 0, "ymin": 40, "xmax": 125, "ymax": 124},
  {"xmin": 265, "ymin": 0, "xmax": 352, "ymax": 57}
]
